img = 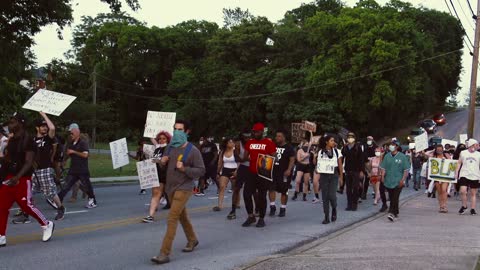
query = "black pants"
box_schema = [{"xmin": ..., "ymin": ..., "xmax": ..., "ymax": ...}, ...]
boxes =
[
  {"xmin": 386, "ymin": 186, "xmax": 402, "ymax": 216},
  {"xmin": 362, "ymin": 175, "xmax": 370, "ymax": 198},
  {"xmin": 320, "ymin": 174, "xmax": 338, "ymax": 217},
  {"xmin": 345, "ymin": 171, "xmax": 361, "ymax": 209},
  {"xmin": 244, "ymin": 174, "xmax": 268, "ymax": 218},
  {"xmin": 380, "ymin": 182, "xmax": 387, "ymax": 206},
  {"xmin": 58, "ymin": 174, "xmax": 96, "ymax": 203}
]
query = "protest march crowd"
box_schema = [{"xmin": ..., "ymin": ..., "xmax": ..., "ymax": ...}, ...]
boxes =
[{"xmin": 0, "ymin": 109, "xmax": 479, "ymax": 266}]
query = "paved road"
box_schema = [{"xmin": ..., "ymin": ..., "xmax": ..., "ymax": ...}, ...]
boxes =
[{"xmin": 435, "ymin": 108, "xmax": 480, "ymax": 140}]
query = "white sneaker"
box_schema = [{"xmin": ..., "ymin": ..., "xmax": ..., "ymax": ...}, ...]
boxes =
[
  {"xmin": 312, "ymin": 198, "xmax": 320, "ymax": 204},
  {"xmin": 159, "ymin": 198, "xmax": 167, "ymax": 205},
  {"xmin": 42, "ymin": 221, "xmax": 55, "ymax": 242},
  {"xmin": 424, "ymin": 190, "xmax": 428, "ymax": 194},
  {"xmin": 0, "ymin": 235, "xmax": 6, "ymax": 247},
  {"xmin": 85, "ymin": 198, "xmax": 97, "ymax": 209},
  {"xmin": 228, "ymin": 189, "xmax": 232, "ymax": 193},
  {"xmin": 387, "ymin": 214, "xmax": 395, "ymax": 222}
]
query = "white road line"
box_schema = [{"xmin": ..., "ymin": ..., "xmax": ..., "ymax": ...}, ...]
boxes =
[
  {"xmin": 65, "ymin": 210, "xmax": 89, "ymax": 214},
  {"xmin": 10, "ymin": 208, "xmax": 20, "ymax": 211},
  {"xmin": 208, "ymin": 196, "xmax": 227, "ymax": 200}
]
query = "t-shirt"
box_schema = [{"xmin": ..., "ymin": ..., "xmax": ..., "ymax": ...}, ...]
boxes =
[
  {"xmin": 200, "ymin": 142, "xmax": 218, "ymax": 167},
  {"xmin": 68, "ymin": 138, "xmax": 90, "ymax": 175},
  {"xmin": 153, "ymin": 146, "xmax": 167, "ymax": 181},
  {"xmin": 34, "ymin": 135, "xmax": 56, "ymax": 169},
  {"xmin": 4, "ymin": 133, "xmax": 36, "ymax": 176},
  {"xmin": 316, "ymin": 148, "xmax": 343, "ymax": 175},
  {"xmin": 273, "ymin": 143, "xmax": 295, "ymax": 179},
  {"xmin": 380, "ymin": 152, "xmax": 411, "ymax": 189},
  {"xmin": 245, "ymin": 138, "xmax": 277, "ymax": 174},
  {"xmin": 459, "ymin": 150, "xmax": 480, "ymax": 180}
]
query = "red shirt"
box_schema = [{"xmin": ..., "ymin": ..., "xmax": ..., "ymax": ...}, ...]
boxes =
[{"xmin": 245, "ymin": 138, "xmax": 276, "ymax": 174}]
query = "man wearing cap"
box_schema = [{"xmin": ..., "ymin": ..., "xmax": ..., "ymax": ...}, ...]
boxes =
[
  {"xmin": 362, "ymin": 136, "xmax": 377, "ymax": 200},
  {"xmin": 456, "ymin": 138, "xmax": 480, "ymax": 215},
  {"xmin": 57, "ymin": 123, "xmax": 97, "ymax": 209},
  {"xmin": 241, "ymin": 123, "xmax": 276, "ymax": 228},
  {"xmin": 0, "ymin": 112, "xmax": 55, "ymax": 247},
  {"xmin": 341, "ymin": 132, "xmax": 367, "ymax": 211},
  {"xmin": 13, "ymin": 112, "xmax": 66, "ymax": 224},
  {"xmin": 380, "ymin": 141, "xmax": 410, "ymax": 222}
]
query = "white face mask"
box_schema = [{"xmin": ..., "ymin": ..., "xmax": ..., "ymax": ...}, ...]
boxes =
[
  {"xmin": 199, "ymin": 140, "xmax": 204, "ymax": 145},
  {"xmin": 375, "ymin": 151, "xmax": 381, "ymax": 157},
  {"xmin": 347, "ymin": 138, "xmax": 355, "ymax": 144},
  {"xmin": 159, "ymin": 143, "xmax": 167, "ymax": 147},
  {"xmin": 367, "ymin": 140, "xmax": 373, "ymax": 146},
  {"xmin": 389, "ymin": 145, "xmax": 396, "ymax": 152}
]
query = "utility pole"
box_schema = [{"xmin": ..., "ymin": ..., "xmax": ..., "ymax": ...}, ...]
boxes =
[
  {"xmin": 467, "ymin": 0, "xmax": 480, "ymax": 139},
  {"xmin": 92, "ymin": 66, "xmax": 97, "ymax": 149}
]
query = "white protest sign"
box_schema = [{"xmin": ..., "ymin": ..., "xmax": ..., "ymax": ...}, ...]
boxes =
[
  {"xmin": 143, "ymin": 144, "xmax": 156, "ymax": 159},
  {"xmin": 414, "ymin": 132, "xmax": 428, "ymax": 152},
  {"xmin": 441, "ymin": 139, "xmax": 458, "ymax": 149},
  {"xmin": 302, "ymin": 120, "xmax": 317, "ymax": 133},
  {"xmin": 427, "ymin": 158, "xmax": 458, "ymax": 183},
  {"xmin": 409, "ymin": 143, "xmax": 416, "ymax": 150},
  {"xmin": 459, "ymin": 134, "xmax": 468, "ymax": 144},
  {"xmin": 136, "ymin": 159, "xmax": 160, "ymax": 189},
  {"xmin": 22, "ymin": 89, "xmax": 77, "ymax": 116},
  {"xmin": 143, "ymin": 111, "xmax": 176, "ymax": 139},
  {"xmin": 109, "ymin": 138, "xmax": 129, "ymax": 169},
  {"xmin": 316, "ymin": 157, "xmax": 337, "ymax": 174}
]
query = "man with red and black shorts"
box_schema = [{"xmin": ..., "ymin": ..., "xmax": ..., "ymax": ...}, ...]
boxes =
[
  {"xmin": 268, "ymin": 130, "xmax": 295, "ymax": 217},
  {"xmin": 242, "ymin": 123, "xmax": 276, "ymax": 228},
  {"xmin": 0, "ymin": 112, "xmax": 54, "ymax": 247}
]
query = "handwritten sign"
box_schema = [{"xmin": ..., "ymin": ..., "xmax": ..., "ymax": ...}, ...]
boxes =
[
  {"xmin": 109, "ymin": 138, "xmax": 129, "ymax": 169},
  {"xmin": 257, "ymin": 154, "xmax": 275, "ymax": 181},
  {"xmin": 143, "ymin": 111, "xmax": 176, "ymax": 139},
  {"xmin": 459, "ymin": 134, "xmax": 468, "ymax": 145},
  {"xmin": 143, "ymin": 144, "xmax": 156, "ymax": 159},
  {"xmin": 427, "ymin": 158, "xmax": 457, "ymax": 183},
  {"xmin": 22, "ymin": 89, "xmax": 76, "ymax": 116},
  {"xmin": 291, "ymin": 123, "xmax": 306, "ymax": 144},
  {"xmin": 441, "ymin": 139, "xmax": 458, "ymax": 149},
  {"xmin": 302, "ymin": 120, "xmax": 317, "ymax": 133},
  {"xmin": 311, "ymin": 136, "xmax": 321, "ymax": 145},
  {"xmin": 316, "ymin": 152, "xmax": 338, "ymax": 174},
  {"xmin": 414, "ymin": 132, "xmax": 428, "ymax": 152},
  {"xmin": 136, "ymin": 159, "xmax": 160, "ymax": 189}
]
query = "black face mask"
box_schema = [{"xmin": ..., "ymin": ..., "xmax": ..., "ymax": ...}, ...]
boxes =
[{"xmin": 302, "ymin": 146, "xmax": 308, "ymax": 152}]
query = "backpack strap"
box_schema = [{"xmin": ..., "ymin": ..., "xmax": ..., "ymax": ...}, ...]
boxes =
[{"xmin": 181, "ymin": 143, "xmax": 193, "ymax": 163}]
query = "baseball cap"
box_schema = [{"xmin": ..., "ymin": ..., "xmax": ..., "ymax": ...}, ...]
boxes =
[
  {"xmin": 68, "ymin": 123, "xmax": 80, "ymax": 131},
  {"xmin": 367, "ymin": 136, "xmax": 374, "ymax": 140},
  {"xmin": 466, "ymin": 138, "xmax": 479, "ymax": 148},
  {"xmin": 347, "ymin": 132, "xmax": 356, "ymax": 138},
  {"xmin": 35, "ymin": 119, "xmax": 47, "ymax": 127},
  {"xmin": 252, "ymin": 123, "xmax": 265, "ymax": 132}
]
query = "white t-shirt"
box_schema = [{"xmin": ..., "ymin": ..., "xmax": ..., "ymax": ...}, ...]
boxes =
[
  {"xmin": 459, "ymin": 150, "xmax": 480, "ymax": 180},
  {"xmin": 420, "ymin": 162, "xmax": 428, "ymax": 178},
  {"xmin": 0, "ymin": 136, "xmax": 7, "ymax": 157}
]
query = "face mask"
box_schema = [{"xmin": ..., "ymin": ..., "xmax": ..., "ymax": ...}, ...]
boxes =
[
  {"xmin": 375, "ymin": 151, "xmax": 381, "ymax": 157},
  {"xmin": 347, "ymin": 138, "xmax": 355, "ymax": 144},
  {"xmin": 302, "ymin": 146, "xmax": 308, "ymax": 152},
  {"xmin": 159, "ymin": 143, "xmax": 167, "ymax": 148},
  {"xmin": 367, "ymin": 140, "xmax": 373, "ymax": 146},
  {"xmin": 170, "ymin": 130, "xmax": 188, "ymax": 148},
  {"xmin": 388, "ymin": 145, "xmax": 396, "ymax": 152},
  {"xmin": 199, "ymin": 140, "xmax": 204, "ymax": 145}
]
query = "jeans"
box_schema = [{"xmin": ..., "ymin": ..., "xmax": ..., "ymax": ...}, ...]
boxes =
[
  {"xmin": 160, "ymin": 190, "xmax": 197, "ymax": 256},
  {"xmin": 345, "ymin": 171, "xmax": 361, "ymax": 209},
  {"xmin": 244, "ymin": 174, "xmax": 268, "ymax": 218},
  {"xmin": 320, "ymin": 174, "xmax": 338, "ymax": 217},
  {"xmin": 411, "ymin": 169, "xmax": 421, "ymax": 189},
  {"xmin": 58, "ymin": 174, "xmax": 96, "ymax": 202},
  {"xmin": 386, "ymin": 186, "xmax": 402, "ymax": 216}
]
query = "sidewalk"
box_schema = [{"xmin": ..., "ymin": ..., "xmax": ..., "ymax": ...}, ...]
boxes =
[{"xmin": 238, "ymin": 194, "xmax": 480, "ymax": 270}]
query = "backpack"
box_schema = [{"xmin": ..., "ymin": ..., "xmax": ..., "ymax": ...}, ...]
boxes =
[{"xmin": 166, "ymin": 142, "xmax": 194, "ymax": 163}]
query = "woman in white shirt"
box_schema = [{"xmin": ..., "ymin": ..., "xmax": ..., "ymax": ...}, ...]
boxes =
[
  {"xmin": 456, "ymin": 139, "xmax": 480, "ymax": 215},
  {"xmin": 214, "ymin": 138, "xmax": 238, "ymax": 212}
]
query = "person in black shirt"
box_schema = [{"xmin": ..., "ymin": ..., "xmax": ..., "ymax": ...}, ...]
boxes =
[
  {"xmin": 362, "ymin": 136, "xmax": 377, "ymax": 200},
  {"xmin": 0, "ymin": 112, "xmax": 54, "ymax": 247},
  {"xmin": 57, "ymin": 123, "xmax": 97, "ymax": 209},
  {"xmin": 268, "ymin": 130, "xmax": 295, "ymax": 217},
  {"xmin": 341, "ymin": 132, "xmax": 367, "ymax": 211},
  {"xmin": 197, "ymin": 137, "xmax": 218, "ymax": 196}
]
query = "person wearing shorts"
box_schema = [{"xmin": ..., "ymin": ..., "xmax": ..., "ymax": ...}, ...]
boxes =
[
  {"xmin": 292, "ymin": 140, "xmax": 312, "ymax": 201},
  {"xmin": 456, "ymin": 139, "xmax": 480, "ymax": 215},
  {"xmin": 268, "ymin": 130, "xmax": 295, "ymax": 217},
  {"xmin": 228, "ymin": 132, "xmax": 252, "ymax": 220},
  {"xmin": 367, "ymin": 147, "xmax": 384, "ymax": 206},
  {"xmin": 213, "ymin": 138, "xmax": 238, "ymax": 212}
]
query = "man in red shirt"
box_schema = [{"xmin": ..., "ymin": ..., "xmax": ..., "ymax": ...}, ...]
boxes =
[{"xmin": 242, "ymin": 123, "xmax": 276, "ymax": 228}]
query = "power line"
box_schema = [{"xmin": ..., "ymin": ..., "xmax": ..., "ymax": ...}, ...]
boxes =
[
  {"xmin": 466, "ymin": 0, "xmax": 478, "ymax": 19},
  {"xmin": 456, "ymin": 0, "xmax": 476, "ymax": 30},
  {"xmin": 449, "ymin": 0, "xmax": 475, "ymax": 47},
  {"xmin": 445, "ymin": 0, "xmax": 474, "ymax": 53}
]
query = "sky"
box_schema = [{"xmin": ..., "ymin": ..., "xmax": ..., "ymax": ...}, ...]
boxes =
[{"xmin": 32, "ymin": 0, "xmax": 475, "ymax": 104}]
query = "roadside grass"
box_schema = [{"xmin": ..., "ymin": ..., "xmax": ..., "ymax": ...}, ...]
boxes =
[{"xmin": 89, "ymin": 154, "xmax": 138, "ymax": 178}]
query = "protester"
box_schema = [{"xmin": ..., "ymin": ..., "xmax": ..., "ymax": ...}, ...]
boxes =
[
  {"xmin": 151, "ymin": 120, "xmax": 205, "ymax": 265},
  {"xmin": 292, "ymin": 140, "xmax": 312, "ymax": 201},
  {"xmin": 362, "ymin": 136, "xmax": 376, "ymax": 199},
  {"xmin": 0, "ymin": 112, "xmax": 54, "ymax": 247},
  {"xmin": 316, "ymin": 135, "xmax": 344, "ymax": 224},
  {"xmin": 128, "ymin": 140, "xmax": 148, "ymax": 195},
  {"xmin": 241, "ymin": 123, "xmax": 276, "ymax": 228},
  {"xmin": 367, "ymin": 147, "xmax": 383, "ymax": 205},
  {"xmin": 214, "ymin": 138, "xmax": 238, "ymax": 212},
  {"xmin": 57, "ymin": 123, "xmax": 97, "ymax": 209},
  {"xmin": 197, "ymin": 136, "xmax": 218, "ymax": 196},
  {"xmin": 425, "ymin": 145, "xmax": 452, "ymax": 213},
  {"xmin": 380, "ymin": 141, "xmax": 410, "ymax": 222},
  {"xmin": 142, "ymin": 131, "xmax": 171, "ymax": 223},
  {"xmin": 268, "ymin": 130, "xmax": 295, "ymax": 217},
  {"xmin": 456, "ymin": 139, "xmax": 480, "ymax": 215},
  {"xmin": 341, "ymin": 132, "xmax": 367, "ymax": 211},
  {"xmin": 410, "ymin": 147, "xmax": 423, "ymax": 191}
]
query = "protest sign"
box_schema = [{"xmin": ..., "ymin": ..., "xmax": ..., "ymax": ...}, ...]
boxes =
[
  {"xmin": 143, "ymin": 144, "xmax": 156, "ymax": 159},
  {"xmin": 414, "ymin": 132, "xmax": 428, "ymax": 152},
  {"xmin": 409, "ymin": 143, "xmax": 416, "ymax": 150},
  {"xmin": 316, "ymin": 155, "xmax": 338, "ymax": 174},
  {"xmin": 441, "ymin": 139, "xmax": 458, "ymax": 149},
  {"xmin": 109, "ymin": 138, "xmax": 129, "ymax": 169},
  {"xmin": 257, "ymin": 154, "xmax": 275, "ymax": 181},
  {"xmin": 427, "ymin": 158, "xmax": 458, "ymax": 183},
  {"xmin": 136, "ymin": 160, "xmax": 160, "ymax": 189},
  {"xmin": 311, "ymin": 136, "xmax": 321, "ymax": 145},
  {"xmin": 302, "ymin": 120, "xmax": 317, "ymax": 133},
  {"xmin": 459, "ymin": 134, "xmax": 468, "ymax": 144},
  {"xmin": 338, "ymin": 127, "xmax": 350, "ymax": 140},
  {"xmin": 143, "ymin": 111, "xmax": 176, "ymax": 138},
  {"xmin": 22, "ymin": 89, "xmax": 76, "ymax": 116},
  {"xmin": 291, "ymin": 123, "xmax": 306, "ymax": 144}
]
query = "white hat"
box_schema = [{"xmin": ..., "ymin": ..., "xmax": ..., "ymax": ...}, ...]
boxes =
[{"xmin": 466, "ymin": 138, "xmax": 479, "ymax": 148}]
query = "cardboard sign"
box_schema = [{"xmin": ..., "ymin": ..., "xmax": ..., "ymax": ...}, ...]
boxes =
[
  {"xmin": 143, "ymin": 111, "xmax": 176, "ymax": 139},
  {"xmin": 316, "ymin": 155, "xmax": 338, "ymax": 174},
  {"xmin": 22, "ymin": 89, "xmax": 76, "ymax": 116},
  {"xmin": 136, "ymin": 159, "xmax": 160, "ymax": 189},
  {"xmin": 459, "ymin": 134, "xmax": 468, "ymax": 145},
  {"xmin": 109, "ymin": 138, "xmax": 129, "ymax": 169},
  {"xmin": 291, "ymin": 123, "xmax": 306, "ymax": 144},
  {"xmin": 414, "ymin": 132, "xmax": 428, "ymax": 152},
  {"xmin": 143, "ymin": 144, "xmax": 156, "ymax": 159},
  {"xmin": 257, "ymin": 154, "xmax": 275, "ymax": 181},
  {"xmin": 427, "ymin": 158, "xmax": 458, "ymax": 183},
  {"xmin": 441, "ymin": 139, "xmax": 458, "ymax": 149},
  {"xmin": 311, "ymin": 136, "xmax": 321, "ymax": 145},
  {"xmin": 302, "ymin": 120, "xmax": 317, "ymax": 133}
]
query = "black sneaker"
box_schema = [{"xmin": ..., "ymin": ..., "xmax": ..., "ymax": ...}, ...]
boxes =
[
  {"xmin": 13, "ymin": 210, "xmax": 24, "ymax": 217},
  {"xmin": 269, "ymin": 205, "xmax": 276, "ymax": 217},
  {"xmin": 55, "ymin": 206, "xmax": 66, "ymax": 221},
  {"xmin": 227, "ymin": 211, "xmax": 236, "ymax": 220},
  {"xmin": 459, "ymin": 206, "xmax": 467, "ymax": 215},
  {"xmin": 142, "ymin": 216, "xmax": 154, "ymax": 223},
  {"xmin": 379, "ymin": 205, "xmax": 388, "ymax": 213},
  {"xmin": 12, "ymin": 214, "xmax": 31, "ymax": 224},
  {"xmin": 256, "ymin": 218, "xmax": 265, "ymax": 228},
  {"xmin": 278, "ymin": 208, "xmax": 286, "ymax": 217},
  {"xmin": 387, "ymin": 214, "xmax": 395, "ymax": 222},
  {"xmin": 242, "ymin": 216, "xmax": 256, "ymax": 227},
  {"xmin": 292, "ymin": 193, "xmax": 298, "ymax": 201},
  {"xmin": 471, "ymin": 209, "xmax": 477, "ymax": 216}
]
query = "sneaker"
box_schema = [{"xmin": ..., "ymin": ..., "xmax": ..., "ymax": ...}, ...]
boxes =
[
  {"xmin": 151, "ymin": 255, "xmax": 170, "ymax": 265},
  {"xmin": 292, "ymin": 194, "xmax": 298, "ymax": 201},
  {"xmin": 12, "ymin": 214, "xmax": 31, "ymax": 224},
  {"xmin": 85, "ymin": 198, "xmax": 97, "ymax": 209},
  {"xmin": 379, "ymin": 205, "xmax": 388, "ymax": 213},
  {"xmin": 42, "ymin": 221, "xmax": 55, "ymax": 242},
  {"xmin": 302, "ymin": 196, "xmax": 307, "ymax": 202},
  {"xmin": 195, "ymin": 192, "xmax": 205, "ymax": 197},
  {"xmin": 55, "ymin": 206, "xmax": 66, "ymax": 221},
  {"xmin": 13, "ymin": 210, "xmax": 24, "ymax": 217},
  {"xmin": 387, "ymin": 214, "xmax": 395, "ymax": 222},
  {"xmin": 312, "ymin": 198, "xmax": 320, "ymax": 204},
  {"xmin": 142, "ymin": 216, "xmax": 154, "ymax": 223},
  {"xmin": 256, "ymin": 218, "xmax": 266, "ymax": 228},
  {"xmin": 159, "ymin": 197, "xmax": 167, "ymax": 205},
  {"xmin": 182, "ymin": 240, "xmax": 199, "ymax": 252},
  {"xmin": 228, "ymin": 189, "xmax": 232, "ymax": 193},
  {"xmin": 46, "ymin": 198, "xmax": 58, "ymax": 210},
  {"xmin": 139, "ymin": 189, "xmax": 147, "ymax": 195},
  {"xmin": 269, "ymin": 205, "xmax": 276, "ymax": 216},
  {"xmin": 241, "ymin": 216, "xmax": 256, "ymax": 227},
  {"xmin": 213, "ymin": 206, "xmax": 221, "ymax": 212},
  {"xmin": 459, "ymin": 206, "xmax": 468, "ymax": 215},
  {"xmin": 227, "ymin": 211, "xmax": 236, "ymax": 220},
  {"xmin": 471, "ymin": 209, "xmax": 477, "ymax": 216},
  {"xmin": 0, "ymin": 235, "xmax": 5, "ymax": 247},
  {"xmin": 278, "ymin": 208, "xmax": 286, "ymax": 217}
]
